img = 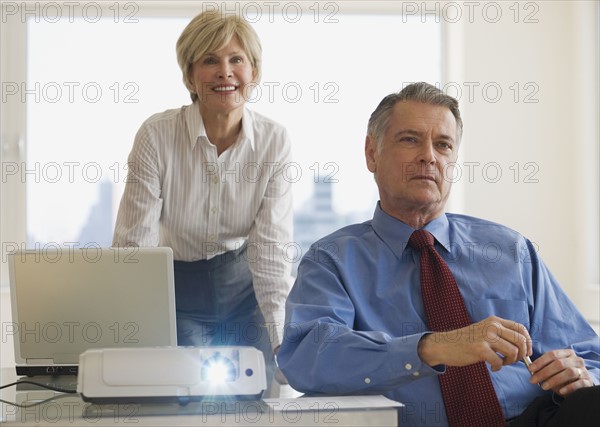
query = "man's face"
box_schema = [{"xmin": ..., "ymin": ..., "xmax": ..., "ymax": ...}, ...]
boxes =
[{"xmin": 365, "ymin": 100, "xmax": 459, "ymax": 222}]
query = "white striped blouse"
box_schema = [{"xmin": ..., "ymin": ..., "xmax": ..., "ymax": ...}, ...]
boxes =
[{"xmin": 112, "ymin": 102, "xmax": 294, "ymax": 348}]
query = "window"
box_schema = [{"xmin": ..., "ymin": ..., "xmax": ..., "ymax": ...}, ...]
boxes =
[{"xmin": 2, "ymin": 3, "xmax": 441, "ymax": 281}]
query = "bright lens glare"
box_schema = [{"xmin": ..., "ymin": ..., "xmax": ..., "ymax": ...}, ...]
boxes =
[
  {"xmin": 205, "ymin": 360, "xmax": 230, "ymax": 384},
  {"xmin": 201, "ymin": 353, "xmax": 237, "ymax": 384}
]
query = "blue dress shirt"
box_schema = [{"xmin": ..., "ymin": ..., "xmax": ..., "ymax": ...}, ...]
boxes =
[{"xmin": 278, "ymin": 204, "xmax": 600, "ymax": 426}]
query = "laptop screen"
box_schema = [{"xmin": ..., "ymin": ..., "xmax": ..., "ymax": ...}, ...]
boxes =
[{"xmin": 8, "ymin": 247, "xmax": 177, "ymax": 375}]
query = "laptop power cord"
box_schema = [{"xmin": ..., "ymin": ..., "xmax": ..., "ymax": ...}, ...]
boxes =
[{"xmin": 0, "ymin": 379, "xmax": 77, "ymax": 408}]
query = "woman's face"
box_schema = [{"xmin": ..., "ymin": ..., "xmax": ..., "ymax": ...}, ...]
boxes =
[{"xmin": 190, "ymin": 37, "xmax": 256, "ymax": 115}]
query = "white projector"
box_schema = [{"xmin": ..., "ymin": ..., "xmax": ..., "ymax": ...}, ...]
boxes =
[{"xmin": 77, "ymin": 346, "xmax": 267, "ymax": 404}]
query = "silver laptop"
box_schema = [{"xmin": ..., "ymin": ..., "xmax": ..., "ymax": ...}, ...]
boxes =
[{"xmin": 8, "ymin": 247, "xmax": 177, "ymax": 376}]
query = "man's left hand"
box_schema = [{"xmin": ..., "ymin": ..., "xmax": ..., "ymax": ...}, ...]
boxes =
[{"xmin": 529, "ymin": 349, "xmax": 593, "ymax": 397}]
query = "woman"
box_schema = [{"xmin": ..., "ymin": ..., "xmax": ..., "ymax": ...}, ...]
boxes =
[{"xmin": 112, "ymin": 10, "xmax": 293, "ymax": 392}]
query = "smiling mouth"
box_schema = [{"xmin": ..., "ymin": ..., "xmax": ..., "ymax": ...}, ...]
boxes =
[{"xmin": 212, "ymin": 85, "xmax": 238, "ymax": 92}]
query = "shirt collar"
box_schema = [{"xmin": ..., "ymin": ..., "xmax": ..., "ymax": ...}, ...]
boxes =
[
  {"xmin": 185, "ymin": 102, "xmax": 255, "ymax": 151},
  {"xmin": 371, "ymin": 202, "xmax": 451, "ymax": 259}
]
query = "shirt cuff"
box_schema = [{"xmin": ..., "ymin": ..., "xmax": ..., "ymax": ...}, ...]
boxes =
[
  {"xmin": 387, "ymin": 332, "xmax": 446, "ymax": 379},
  {"xmin": 264, "ymin": 309, "xmax": 285, "ymax": 350}
]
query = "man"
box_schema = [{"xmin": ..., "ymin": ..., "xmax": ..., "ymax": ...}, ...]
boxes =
[{"xmin": 277, "ymin": 82, "xmax": 599, "ymax": 426}]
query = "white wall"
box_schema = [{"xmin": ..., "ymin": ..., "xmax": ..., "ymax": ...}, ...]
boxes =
[{"xmin": 452, "ymin": 1, "xmax": 599, "ymax": 324}]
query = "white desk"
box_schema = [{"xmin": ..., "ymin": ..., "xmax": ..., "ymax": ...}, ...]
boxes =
[{"xmin": 1, "ymin": 368, "xmax": 399, "ymax": 426}]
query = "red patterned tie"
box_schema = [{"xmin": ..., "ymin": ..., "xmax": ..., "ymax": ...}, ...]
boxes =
[{"xmin": 409, "ymin": 229, "xmax": 504, "ymax": 427}]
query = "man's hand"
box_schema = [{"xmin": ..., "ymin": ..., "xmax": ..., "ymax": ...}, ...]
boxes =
[
  {"xmin": 418, "ymin": 316, "xmax": 532, "ymax": 371},
  {"xmin": 528, "ymin": 349, "xmax": 592, "ymax": 397}
]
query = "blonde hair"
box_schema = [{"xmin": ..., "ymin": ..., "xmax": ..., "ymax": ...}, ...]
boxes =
[{"xmin": 176, "ymin": 10, "xmax": 262, "ymax": 102}]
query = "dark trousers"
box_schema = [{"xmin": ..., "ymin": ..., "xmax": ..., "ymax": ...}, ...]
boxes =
[
  {"xmin": 507, "ymin": 386, "xmax": 600, "ymax": 427},
  {"xmin": 173, "ymin": 244, "xmax": 275, "ymax": 394}
]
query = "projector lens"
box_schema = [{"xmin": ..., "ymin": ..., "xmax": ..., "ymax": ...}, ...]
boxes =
[{"xmin": 201, "ymin": 352, "xmax": 238, "ymax": 383}]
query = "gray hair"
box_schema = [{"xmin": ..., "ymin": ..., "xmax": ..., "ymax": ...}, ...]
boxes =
[{"xmin": 367, "ymin": 82, "xmax": 463, "ymax": 151}]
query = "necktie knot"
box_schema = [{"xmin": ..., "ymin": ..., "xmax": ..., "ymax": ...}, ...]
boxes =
[{"xmin": 408, "ymin": 229, "xmax": 434, "ymax": 251}]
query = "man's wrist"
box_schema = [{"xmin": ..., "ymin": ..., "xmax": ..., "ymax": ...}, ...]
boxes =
[{"xmin": 418, "ymin": 333, "xmax": 441, "ymax": 367}]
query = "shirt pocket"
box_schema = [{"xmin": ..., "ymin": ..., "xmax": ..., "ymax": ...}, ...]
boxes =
[{"xmin": 469, "ymin": 298, "xmax": 530, "ymax": 330}]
